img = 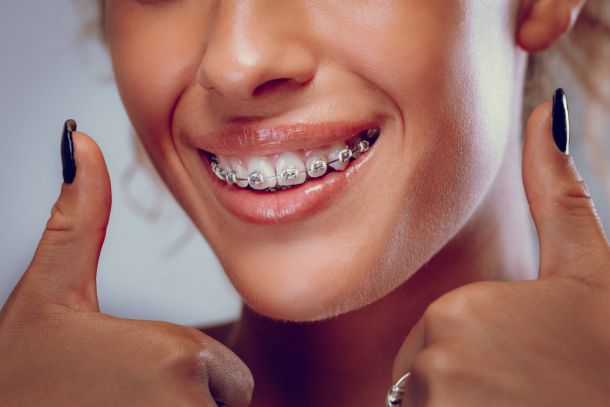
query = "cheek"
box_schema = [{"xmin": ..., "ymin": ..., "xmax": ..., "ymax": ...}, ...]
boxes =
[
  {"xmin": 106, "ymin": 6, "xmax": 204, "ymax": 170},
  {"xmin": 321, "ymin": 3, "xmax": 517, "ymax": 276},
  {"xmin": 106, "ymin": 7, "xmax": 226, "ymax": 242},
  {"xmin": 329, "ymin": 1, "xmax": 515, "ymax": 159}
]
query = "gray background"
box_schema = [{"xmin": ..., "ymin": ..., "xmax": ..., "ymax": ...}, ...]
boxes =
[{"xmin": 1, "ymin": 0, "xmax": 608, "ymax": 327}]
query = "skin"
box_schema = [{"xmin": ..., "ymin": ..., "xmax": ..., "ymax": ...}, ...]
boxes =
[
  {"xmin": 105, "ymin": 0, "xmax": 522, "ymax": 322},
  {"xmin": 1, "ymin": 0, "xmax": 609, "ymax": 406}
]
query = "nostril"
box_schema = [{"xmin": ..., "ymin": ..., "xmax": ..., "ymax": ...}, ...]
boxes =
[{"xmin": 252, "ymin": 77, "xmax": 301, "ymax": 97}]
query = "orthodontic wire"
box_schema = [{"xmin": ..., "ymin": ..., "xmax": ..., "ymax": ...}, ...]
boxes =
[
  {"xmin": 212, "ymin": 139, "xmax": 371, "ymax": 183},
  {"xmin": 217, "ymin": 147, "xmax": 352, "ymax": 182}
]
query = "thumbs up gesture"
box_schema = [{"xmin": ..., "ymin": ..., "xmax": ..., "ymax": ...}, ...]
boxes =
[
  {"xmin": 391, "ymin": 90, "xmax": 610, "ymax": 406},
  {"xmin": 0, "ymin": 121, "xmax": 253, "ymax": 406}
]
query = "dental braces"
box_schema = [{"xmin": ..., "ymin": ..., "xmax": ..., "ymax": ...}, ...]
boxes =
[{"xmin": 211, "ymin": 139, "xmax": 371, "ymax": 187}]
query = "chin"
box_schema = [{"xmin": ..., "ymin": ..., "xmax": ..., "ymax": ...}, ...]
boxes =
[
  {"xmin": 217, "ymin": 236, "xmax": 407, "ymax": 322},
  {"xmin": 231, "ymin": 270, "xmax": 374, "ymax": 323}
]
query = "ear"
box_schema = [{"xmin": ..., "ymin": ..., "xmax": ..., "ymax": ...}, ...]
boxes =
[{"xmin": 517, "ymin": 0, "xmax": 586, "ymax": 52}]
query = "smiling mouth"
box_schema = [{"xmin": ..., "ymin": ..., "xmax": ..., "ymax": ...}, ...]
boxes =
[{"xmin": 200, "ymin": 127, "xmax": 380, "ymax": 192}]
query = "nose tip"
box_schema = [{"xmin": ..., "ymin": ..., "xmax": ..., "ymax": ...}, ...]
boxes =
[{"xmin": 198, "ymin": 37, "xmax": 316, "ymax": 101}]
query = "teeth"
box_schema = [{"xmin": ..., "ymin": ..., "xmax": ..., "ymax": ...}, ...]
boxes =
[
  {"xmin": 327, "ymin": 143, "xmax": 350, "ymax": 171},
  {"xmin": 230, "ymin": 158, "xmax": 249, "ymax": 188},
  {"xmin": 209, "ymin": 127, "xmax": 379, "ymax": 191},
  {"xmin": 212, "ymin": 156, "xmax": 231, "ymax": 182},
  {"xmin": 338, "ymin": 147, "xmax": 352, "ymax": 163},
  {"xmin": 276, "ymin": 152, "xmax": 306, "ymax": 186},
  {"xmin": 306, "ymin": 151, "xmax": 328, "ymax": 178},
  {"xmin": 247, "ymin": 156, "xmax": 277, "ymax": 190},
  {"xmin": 352, "ymin": 139, "xmax": 370, "ymax": 159}
]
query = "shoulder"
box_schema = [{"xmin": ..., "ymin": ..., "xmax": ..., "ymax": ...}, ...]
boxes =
[{"xmin": 197, "ymin": 320, "xmax": 237, "ymax": 344}]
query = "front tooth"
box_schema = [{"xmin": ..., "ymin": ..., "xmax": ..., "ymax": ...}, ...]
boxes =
[
  {"xmin": 230, "ymin": 158, "xmax": 249, "ymax": 188},
  {"xmin": 247, "ymin": 156, "xmax": 277, "ymax": 190},
  {"xmin": 327, "ymin": 143, "xmax": 350, "ymax": 171},
  {"xmin": 276, "ymin": 152, "xmax": 306, "ymax": 186},
  {"xmin": 306, "ymin": 151, "xmax": 328, "ymax": 178}
]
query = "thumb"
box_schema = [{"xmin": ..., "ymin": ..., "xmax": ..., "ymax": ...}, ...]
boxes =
[
  {"xmin": 523, "ymin": 89, "xmax": 610, "ymax": 280},
  {"xmin": 20, "ymin": 120, "xmax": 112, "ymax": 312}
]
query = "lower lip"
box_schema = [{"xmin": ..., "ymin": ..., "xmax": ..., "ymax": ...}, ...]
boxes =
[{"xmin": 201, "ymin": 147, "xmax": 377, "ymax": 225}]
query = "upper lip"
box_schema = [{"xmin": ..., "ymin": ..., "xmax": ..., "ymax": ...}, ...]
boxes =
[{"xmin": 193, "ymin": 120, "xmax": 380, "ymax": 156}]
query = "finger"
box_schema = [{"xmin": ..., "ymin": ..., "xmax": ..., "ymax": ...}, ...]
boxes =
[
  {"xmin": 522, "ymin": 89, "xmax": 610, "ymax": 280},
  {"xmin": 389, "ymin": 319, "xmax": 424, "ymax": 407},
  {"xmin": 13, "ymin": 120, "xmax": 111, "ymax": 312},
  {"xmin": 392, "ymin": 318, "xmax": 424, "ymax": 382},
  {"xmin": 198, "ymin": 337, "xmax": 254, "ymax": 407}
]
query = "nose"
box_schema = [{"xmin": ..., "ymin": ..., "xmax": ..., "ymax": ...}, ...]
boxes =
[{"xmin": 198, "ymin": 2, "xmax": 316, "ymax": 101}]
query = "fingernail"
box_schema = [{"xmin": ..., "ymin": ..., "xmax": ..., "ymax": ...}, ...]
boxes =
[
  {"xmin": 61, "ymin": 119, "xmax": 77, "ymax": 184},
  {"xmin": 552, "ymin": 88, "xmax": 570, "ymax": 155}
]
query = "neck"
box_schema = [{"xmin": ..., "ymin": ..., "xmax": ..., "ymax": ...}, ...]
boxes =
[{"xmin": 228, "ymin": 132, "xmax": 537, "ymax": 407}]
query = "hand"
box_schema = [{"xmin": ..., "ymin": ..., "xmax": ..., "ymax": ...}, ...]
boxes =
[
  {"xmin": 0, "ymin": 123, "xmax": 253, "ymax": 406},
  {"xmin": 392, "ymin": 94, "xmax": 610, "ymax": 406}
]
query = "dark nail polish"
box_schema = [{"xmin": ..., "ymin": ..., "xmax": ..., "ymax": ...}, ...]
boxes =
[
  {"xmin": 552, "ymin": 88, "xmax": 570, "ymax": 155},
  {"xmin": 61, "ymin": 119, "xmax": 77, "ymax": 184}
]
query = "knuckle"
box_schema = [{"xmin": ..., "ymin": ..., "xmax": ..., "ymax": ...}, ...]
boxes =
[
  {"xmin": 152, "ymin": 338, "xmax": 188, "ymax": 366},
  {"xmin": 531, "ymin": 178, "xmax": 595, "ymax": 219},
  {"xmin": 43, "ymin": 200, "xmax": 107, "ymax": 245},
  {"xmin": 552, "ymin": 179, "xmax": 594, "ymax": 213},
  {"xmin": 45, "ymin": 202, "xmax": 75, "ymax": 234},
  {"xmin": 39, "ymin": 205, "xmax": 82, "ymax": 253},
  {"xmin": 142, "ymin": 322, "xmax": 206, "ymax": 372},
  {"xmin": 412, "ymin": 345, "xmax": 462, "ymax": 383},
  {"xmin": 424, "ymin": 297, "xmax": 453, "ymax": 325},
  {"xmin": 148, "ymin": 323, "xmax": 240, "ymax": 392},
  {"xmin": 425, "ymin": 284, "xmax": 486, "ymax": 324},
  {"xmin": 422, "ymin": 301, "xmax": 451, "ymax": 338},
  {"xmin": 422, "ymin": 282, "xmax": 502, "ymax": 341}
]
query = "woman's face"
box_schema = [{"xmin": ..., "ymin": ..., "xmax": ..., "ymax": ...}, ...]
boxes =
[{"xmin": 106, "ymin": 0, "xmax": 522, "ymax": 321}]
